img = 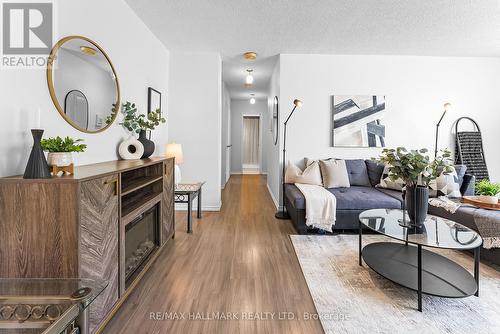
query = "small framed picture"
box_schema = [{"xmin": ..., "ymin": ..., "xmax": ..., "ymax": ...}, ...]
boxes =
[{"xmin": 148, "ymin": 87, "xmax": 162, "ymax": 116}]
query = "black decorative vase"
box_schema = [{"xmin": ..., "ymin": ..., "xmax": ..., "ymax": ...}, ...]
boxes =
[
  {"xmin": 405, "ymin": 185, "xmax": 429, "ymax": 225},
  {"xmin": 23, "ymin": 129, "xmax": 51, "ymax": 179},
  {"xmin": 138, "ymin": 130, "xmax": 154, "ymax": 159}
]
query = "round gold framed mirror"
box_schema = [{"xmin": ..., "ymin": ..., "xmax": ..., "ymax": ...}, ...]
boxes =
[{"xmin": 47, "ymin": 36, "xmax": 120, "ymax": 133}]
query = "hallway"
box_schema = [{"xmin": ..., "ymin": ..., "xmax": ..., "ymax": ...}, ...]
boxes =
[{"xmin": 104, "ymin": 175, "xmax": 323, "ymax": 333}]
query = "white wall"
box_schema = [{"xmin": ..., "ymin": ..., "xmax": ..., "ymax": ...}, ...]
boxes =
[
  {"xmin": 0, "ymin": 0, "xmax": 169, "ymax": 177},
  {"xmin": 266, "ymin": 60, "xmax": 281, "ymax": 209},
  {"xmin": 221, "ymin": 82, "xmax": 231, "ymax": 188},
  {"xmin": 279, "ymin": 54, "xmax": 500, "ymax": 182},
  {"xmin": 169, "ymin": 52, "xmax": 222, "ymax": 210},
  {"xmin": 230, "ymin": 99, "xmax": 266, "ymax": 174}
]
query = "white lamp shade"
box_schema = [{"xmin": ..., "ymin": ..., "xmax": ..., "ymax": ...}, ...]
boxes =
[{"xmin": 165, "ymin": 143, "xmax": 183, "ymax": 164}]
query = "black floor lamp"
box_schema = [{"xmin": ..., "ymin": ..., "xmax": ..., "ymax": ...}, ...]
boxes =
[
  {"xmin": 434, "ymin": 102, "xmax": 452, "ymax": 158},
  {"xmin": 275, "ymin": 99, "xmax": 303, "ymax": 220}
]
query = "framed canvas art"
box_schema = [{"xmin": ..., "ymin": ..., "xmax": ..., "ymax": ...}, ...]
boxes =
[{"xmin": 331, "ymin": 95, "xmax": 386, "ymax": 147}]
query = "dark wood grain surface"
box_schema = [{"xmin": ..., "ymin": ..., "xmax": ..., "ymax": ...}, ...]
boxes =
[
  {"xmin": 102, "ymin": 175, "xmax": 323, "ymax": 334},
  {"xmin": 0, "ymin": 182, "xmax": 79, "ymax": 278},
  {"xmin": 80, "ymin": 174, "xmax": 120, "ymax": 333}
]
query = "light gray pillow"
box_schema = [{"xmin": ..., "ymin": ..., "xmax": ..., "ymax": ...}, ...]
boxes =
[
  {"xmin": 285, "ymin": 161, "xmax": 323, "ymax": 186},
  {"xmin": 319, "ymin": 159, "xmax": 350, "ymax": 188}
]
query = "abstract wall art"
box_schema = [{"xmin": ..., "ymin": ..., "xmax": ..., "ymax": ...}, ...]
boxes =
[{"xmin": 331, "ymin": 95, "xmax": 386, "ymax": 147}]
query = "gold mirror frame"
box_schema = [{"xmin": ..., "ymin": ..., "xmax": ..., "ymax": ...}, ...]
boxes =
[{"xmin": 47, "ymin": 35, "xmax": 120, "ymax": 134}]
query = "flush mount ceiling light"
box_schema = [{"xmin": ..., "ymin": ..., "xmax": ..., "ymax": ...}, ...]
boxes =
[
  {"xmin": 243, "ymin": 51, "xmax": 257, "ymax": 60},
  {"xmin": 250, "ymin": 94, "xmax": 256, "ymax": 104},
  {"xmin": 245, "ymin": 69, "xmax": 254, "ymax": 85},
  {"xmin": 80, "ymin": 46, "xmax": 97, "ymax": 56}
]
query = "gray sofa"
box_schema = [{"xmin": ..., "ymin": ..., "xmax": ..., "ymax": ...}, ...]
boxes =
[
  {"xmin": 285, "ymin": 160, "xmax": 500, "ymax": 265},
  {"xmin": 285, "ymin": 159, "xmax": 475, "ymax": 233}
]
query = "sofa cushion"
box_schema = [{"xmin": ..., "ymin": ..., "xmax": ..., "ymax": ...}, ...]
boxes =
[
  {"xmin": 286, "ymin": 184, "xmax": 402, "ymax": 211},
  {"xmin": 285, "ymin": 161, "xmax": 322, "ymax": 186},
  {"xmin": 345, "ymin": 159, "xmax": 371, "ymax": 187},
  {"xmin": 376, "ymin": 188, "xmax": 404, "ymax": 204},
  {"xmin": 329, "ymin": 186, "xmax": 402, "ymax": 210},
  {"xmin": 319, "ymin": 159, "xmax": 350, "ymax": 188},
  {"xmin": 365, "ymin": 160, "xmax": 385, "ymax": 187},
  {"xmin": 378, "ymin": 165, "xmax": 405, "ymax": 191},
  {"xmin": 454, "ymin": 164, "xmax": 467, "ymax": 187},
  {"xmin": 429, "ymin": 166, "xmax": 462, "ymax": 198}
]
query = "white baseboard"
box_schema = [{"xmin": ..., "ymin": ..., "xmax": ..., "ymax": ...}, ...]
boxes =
[
  {"xmin": 230, "ymin": 171, "xmax": 242, "ymax": 175},
  {"xmin": 175, "ymin": 203, "xmax": 221, "ymax": 211},
  {"xmin": 266, "ymin": 183, "xmax": 279, "ymax": 210}
]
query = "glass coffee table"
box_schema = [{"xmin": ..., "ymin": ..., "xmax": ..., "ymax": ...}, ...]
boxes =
[
  {"xmin": 0, "ymin": 278, "xmax": 107, "ymax": 334},
  {"xmin": 359, "ymin": 209, "xmax": 482, "ymax": 312}
]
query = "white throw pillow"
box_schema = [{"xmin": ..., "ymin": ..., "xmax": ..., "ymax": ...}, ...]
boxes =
[
  {"xmin": 319, "ymin": 159, "xmax": 350, "ymax": 188},
  {"xmin": 285, "ymin": 161, "xmax": 323, "ymax": 186},
  {"xmin": 378, "ymin": 165, "xmax": 405, "ymax": 191},
  {"xmin": 429, "ymin": 166, "xmax": 461, "ymax": 198}
]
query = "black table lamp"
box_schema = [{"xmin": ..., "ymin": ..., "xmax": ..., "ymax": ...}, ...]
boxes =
[
  {"xmin": 434, "ymin": 102, "xmax": 452, "ymax": 158},
  {"xmin": 275, "ymin": 99, "xmax": 303, "ymax": 220}
]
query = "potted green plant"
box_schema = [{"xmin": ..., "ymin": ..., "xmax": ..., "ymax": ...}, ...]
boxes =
[
  {"xmin": 119, "ymin": 101, "xmax": 166, "ymax": 159},
  {"xmin": 476, "ymin": 179, "xmax": 500, "ymax": 204},
  {"xmin": 375, "ymin": 147, "xmax": 453, "ymax": 225},
  {"xmin": 40, "ymin": 136, "xmax": 87, "ymax": 167}
]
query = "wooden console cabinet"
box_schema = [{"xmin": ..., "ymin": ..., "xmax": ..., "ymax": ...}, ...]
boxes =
[{"xmin": 0, "ymin": 157, "xmax": 175, "ymax": 333}]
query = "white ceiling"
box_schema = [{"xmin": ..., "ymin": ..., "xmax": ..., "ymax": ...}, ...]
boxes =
[{"xmin": 126, "ymin": 0, "xmax": 500, "ymax": 99}]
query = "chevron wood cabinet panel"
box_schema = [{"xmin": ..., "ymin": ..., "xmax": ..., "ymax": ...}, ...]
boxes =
[
  {"xmin": 162, "ymin": 158, "xmax": 175, "ymax": 242},
  {"xmin": 80, "ymin": 174, "xmax": 120, "ymax": 333},
  {"xmin": 0, "ymin": 157, "xmax": 175, "ymax": 334}
]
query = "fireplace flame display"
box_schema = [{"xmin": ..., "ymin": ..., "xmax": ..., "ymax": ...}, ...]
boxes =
[{"xmin": 125, "ymin": 205, "xmax": 159, "ymax": 285}]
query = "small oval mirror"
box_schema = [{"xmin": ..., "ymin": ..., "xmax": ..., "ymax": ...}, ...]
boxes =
[{"xmin": 273, "ymin": 96, "xmax": 279, "ymax": 145}]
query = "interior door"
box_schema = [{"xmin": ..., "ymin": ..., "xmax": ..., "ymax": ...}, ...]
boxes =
[
  {"xmin": 80, "ymin": 174, "xmax": 119, "ymax": 333},
  {"xmin": 242, "ymin": 116, "xmax": 260, "ymax": 171}
]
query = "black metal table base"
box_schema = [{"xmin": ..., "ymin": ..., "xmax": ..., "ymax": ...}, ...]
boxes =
[
  {"xmin": 359, "ymin": 241, "xmax": 479, "ymax": 311},
  {"xmin": 174, "ymin": 188, "xmax": 202, "ymax": 233}
]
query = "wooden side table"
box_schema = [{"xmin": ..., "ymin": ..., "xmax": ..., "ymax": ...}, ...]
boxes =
[{"xmin": 174, "ymin": 182, "xmax": 205, "ymax": 233}]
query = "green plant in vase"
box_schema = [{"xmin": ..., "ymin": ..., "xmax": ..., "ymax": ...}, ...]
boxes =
[
  {"xmin": 475, "ymin": 179, "xmax": 500, "ymax": 204},
  {"xmin": 374, "ymin": 147, "xmax": 453, "ymax": 225},
  {"xmin": 40, "ymin": 136, "xmax": 87, "ymax": 168},
  {"xmin": 119, "ymin": 101, "xmax": 166, "ymax": 158}
]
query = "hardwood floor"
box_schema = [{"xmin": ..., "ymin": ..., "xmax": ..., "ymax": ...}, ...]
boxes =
[{"xmin": 103, "ymin": 175, "xmax": 323, "ymax": 333}]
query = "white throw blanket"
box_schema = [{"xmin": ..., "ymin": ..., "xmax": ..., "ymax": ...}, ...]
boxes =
[
  {"xmin": 295, "ymin": 183, "xmax": 336, "ymax": 232},
  {"xmin": 428, "ymin": 196, "xmax": 461, "ymax": 213}
]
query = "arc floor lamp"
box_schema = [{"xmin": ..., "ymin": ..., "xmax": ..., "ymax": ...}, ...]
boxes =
[
  {"xmin": 275, "ymin": 99, "xmax": 303, "ymax": 220},
  {"xmin": 434, "ymin": 102, "xmax": 452, "ymax": 158}
]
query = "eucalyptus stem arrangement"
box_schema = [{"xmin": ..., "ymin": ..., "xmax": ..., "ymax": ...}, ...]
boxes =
[
  {"xmin": 374, "ymin": 147, "xmax": 453, "ymax": 187},
  {"xmin": 119, "ymin": 101, "xmax": 166, "ymax": 134},
  {"xmin": 375, "ymin": 147, "xmax": 454, "ymax": 225}
]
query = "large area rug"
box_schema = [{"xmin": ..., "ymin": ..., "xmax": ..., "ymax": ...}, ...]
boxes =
[{"xmin": 290, "ymin": 235, "xmax": 500, "ymax": 334}]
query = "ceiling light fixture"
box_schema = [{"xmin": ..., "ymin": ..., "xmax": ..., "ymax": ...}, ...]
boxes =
[
  {"xmin": 250, "ymin": 94, "xmax": 256, "ymax": 104},
  {"xmin": 80, "ymin": 46, "xmax": 97, "ymax": 56},
  {"xmin": 244, "ymin": 52, "xmax": 257, "ymax": 60},
  {"xmin": 245, "ymin": 69, "xmax": 254, "ymax": 85}
]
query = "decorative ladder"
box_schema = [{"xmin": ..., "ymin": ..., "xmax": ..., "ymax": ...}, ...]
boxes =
[{"xmin": 455, "ymin": 117, "xmax": 489, "ymax": 181}]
